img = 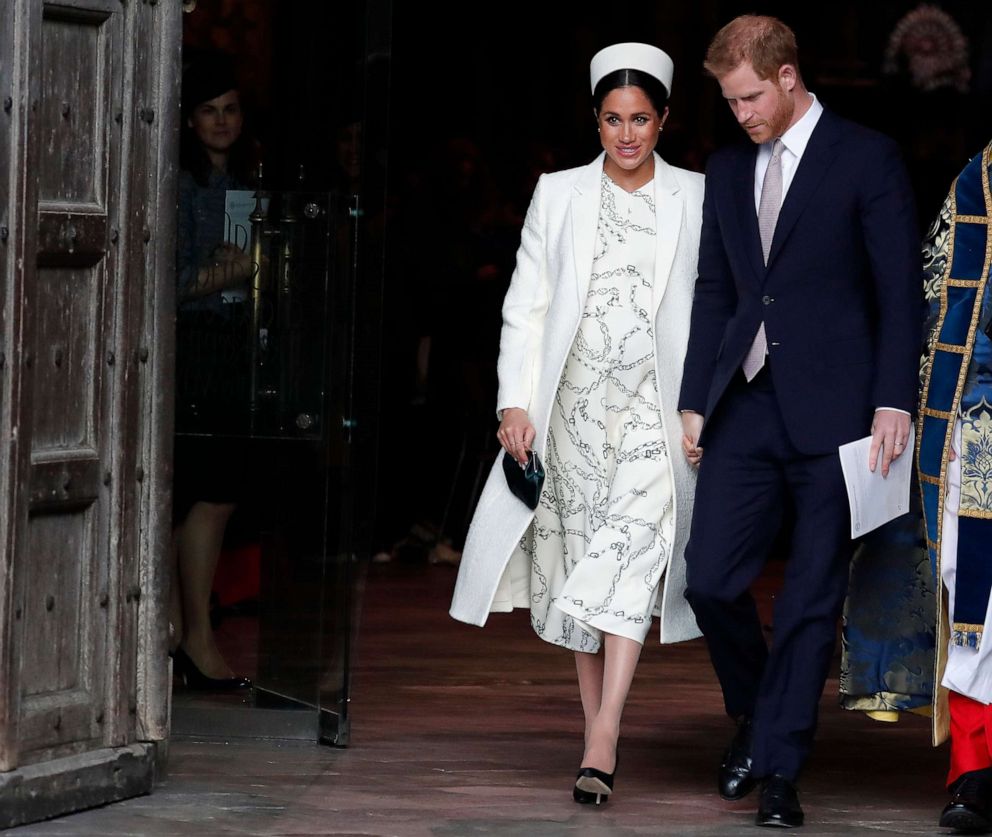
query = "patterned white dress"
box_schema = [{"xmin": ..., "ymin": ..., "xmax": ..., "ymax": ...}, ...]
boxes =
[{"xmin": 517, "ymin": 171, "xmax": 674, "ymax": 653}]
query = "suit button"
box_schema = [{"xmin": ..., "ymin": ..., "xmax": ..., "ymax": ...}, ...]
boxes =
[{"xmin": 762, "ymin": 295, "xmax": 773, "ymax": 305}]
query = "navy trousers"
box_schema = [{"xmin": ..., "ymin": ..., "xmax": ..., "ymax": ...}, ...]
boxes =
[{"xmin": 684, "ymin": 367, "xmax": 855, "ymax": 781}]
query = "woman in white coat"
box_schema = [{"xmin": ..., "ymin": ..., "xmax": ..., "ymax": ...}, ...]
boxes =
[{"xmin": 450, "ymin": 42, "xmax": 703, "ymax": 804}]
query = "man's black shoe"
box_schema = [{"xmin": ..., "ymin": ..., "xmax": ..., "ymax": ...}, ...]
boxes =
[
  {"xmin": 940, "ymin": 769, "xmax": 992, "ymax": 833},
  {"xmin": 719, "ymin": 716, "xmax": 756, "ymax": 800},
  {"xmin": 756, "ymin": 774, "xmax": 804, "ymax": 828}
]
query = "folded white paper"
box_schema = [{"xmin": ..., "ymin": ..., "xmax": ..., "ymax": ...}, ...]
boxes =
[{"xmin": 838, "ymin": 425, "xmax": 915, "ymax": 539}]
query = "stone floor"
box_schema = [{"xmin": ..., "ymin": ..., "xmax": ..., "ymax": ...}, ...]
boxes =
[{"xmin": 9, "ymin": 562, "xmax": 949, "ymax": 836}]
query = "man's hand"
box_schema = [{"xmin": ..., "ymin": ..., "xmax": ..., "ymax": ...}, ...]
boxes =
[
  {"xmin": 869, "ymin": 409, "xmax": 912, "ymax": 478},
  {"xmin": 681, "ymin": 411, "xmax": 704, "ymax": 467}
]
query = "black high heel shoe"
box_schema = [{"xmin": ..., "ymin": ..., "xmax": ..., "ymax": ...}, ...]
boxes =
[
  {"xmin": 172, "ymin": 647, "xmax": 252, "ymax": 691},
  {"xmin": 573, "ymin": 752, "xmax": 619, "ymax": 805}
]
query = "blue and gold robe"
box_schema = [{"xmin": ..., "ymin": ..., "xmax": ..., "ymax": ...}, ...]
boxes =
[
  {"xmin": 841, "ymin": 142, "xmax": 992, "ymax": 732},
  {"xmin": 916, "ymin": 141, "xmax": 992, "ymax": 742}
]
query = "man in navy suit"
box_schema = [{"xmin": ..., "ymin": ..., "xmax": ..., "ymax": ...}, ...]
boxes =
[{"xmin": 678, "ymin": 15, "xmax": 920, "ymax": 828}]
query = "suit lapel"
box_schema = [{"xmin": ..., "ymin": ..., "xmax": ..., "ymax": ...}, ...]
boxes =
[
  {"xmin": 732, "ymin": 145, "xmax": 765, "ymax": 286},
  {"xmin": 766, "ymin": 112, "xmax": 840, "ymax": 269},
  {"xmin": 571, "ymin": 154, "xmax": 605, "ymax": 307},
  {"xmin": 651, "ymin": 154, "xmax": 683, "ymax": 318}
]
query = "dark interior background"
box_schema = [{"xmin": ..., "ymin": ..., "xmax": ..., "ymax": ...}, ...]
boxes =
[
  {"xmin": 388, "ymin": 0, "xmax": 992, "ymax": 223},
  {"xmin": 181, "ymin": 0, "xmax": 992, "ymax": 559}
]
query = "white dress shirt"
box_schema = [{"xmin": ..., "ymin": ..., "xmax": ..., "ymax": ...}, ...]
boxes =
[
  {"xmin": 753, "ymin": 92, "xmax": 823, "ymax": 213},
  {"xmin": 939, "ymin": 422, "xmax": 992, "ymax": 702}
]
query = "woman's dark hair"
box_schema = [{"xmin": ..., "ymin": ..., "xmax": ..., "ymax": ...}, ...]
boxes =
[{"xmin": 592, "ymin": 69, "xmax": 669, "ymax": 115}]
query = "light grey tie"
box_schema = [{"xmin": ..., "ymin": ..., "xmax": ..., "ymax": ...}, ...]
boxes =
[{"xmin": 742, "ymin": 138, "xmax": 785, "ymax": 381}]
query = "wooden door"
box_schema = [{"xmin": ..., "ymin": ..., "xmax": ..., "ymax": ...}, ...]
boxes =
[{"xmin": 0, "ymin": 0, "xmax": 179, "ymax": 827}]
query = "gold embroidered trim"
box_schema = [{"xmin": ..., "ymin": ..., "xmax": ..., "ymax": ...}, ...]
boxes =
[
  {"xmin": 923, "ymin": 406, "xmax": 955, "ymax": 420},
  {"xmin": 953, "ymin": 623, "xmax": 986, "ymax": 633},
  {"xmin": 920, "ymin": 473, "xmax": 941, "ymax": 486},
  {"xmin": 960, "ymin": 508, "xmax": 992, "ymax": 520},
  {"xmin": 935, "ymin": 343, "xmax": 968, "ymax": 354},
  {"xmin": 956, "ymin": 215, "xmax": 990, "ymax": 225},
  {"xmin": 947, "ymin": 278, "xmax": 983, "ymax": 288}
]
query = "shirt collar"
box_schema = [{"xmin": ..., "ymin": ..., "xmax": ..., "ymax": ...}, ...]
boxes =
[{"xmin": 775, "ymin": 92, "xmax": 822, "ymax": 159}]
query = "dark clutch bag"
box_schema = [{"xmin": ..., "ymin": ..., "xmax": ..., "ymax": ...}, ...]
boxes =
[{"xmin": 502, "ymin": 449, "xmax": 545, "ymax": 510}]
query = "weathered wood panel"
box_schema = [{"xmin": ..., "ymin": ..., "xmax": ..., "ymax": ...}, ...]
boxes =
[
  {"xmin": 30, "ymin": 267, "xmax": 100, "ymax": 449},
  {"xmin": 0, "ymin": 742, "xmax": 153, "ymax": 830},
  {"xmin": 134, "ymin": 0, "xmax": 180, "ymax": 746},
  {"xmin": 0, "ymin": 0, "xmax": 44, "ymax": 773},
  {"xmin": 13, "ymin": 0, "xmax": 121, "ymax": 768},
  {"xmin": 0, "ymin": 0, "xmax": 19, "ymax": 774},
  {"xmin": 104, "ymin": 0, "xmax": 140, "ymax": 749},
  {"xmin": 17, "ymin": 505, "xmax": 105, "ymax": 760},
  {"xmin": 0, "ymin": 0, "xmax": 178, "ymax": 817},
  {"xmin": 37, "ymin": 7, "xmax": 112, "ymax": 207}
]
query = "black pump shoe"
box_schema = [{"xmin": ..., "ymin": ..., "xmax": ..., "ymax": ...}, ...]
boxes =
[
  {"xmin": 573, "ymin": 752, "xmax": 619, "ymax": 806},
  {"xmin": 572, "ymin": 784, "xmax": 605, "ymax": 805},
  {"xmin": 173, "ymin": 646, "xmax": 252, "ymax": 691},
  {"xmin": 574, "ymin": 766, "xmax": 614, "ymax": 805}
]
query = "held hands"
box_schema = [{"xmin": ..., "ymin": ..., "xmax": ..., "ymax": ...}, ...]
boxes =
[
  {"xmin": 498, "ymin": 408, "xmax": 536, "ymax": 465},
  {"xmin": 681, "ymin": 411, "xmax": 704, "ymax": 467},
  {"xmin": 868, "ymin": 409, "xmax": 912, "ymax": 478}
]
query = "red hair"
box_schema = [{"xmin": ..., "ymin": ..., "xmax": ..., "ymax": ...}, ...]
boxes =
[{"xmin": 704, "ymin": 15, "xmax": 801, "ymax": 81}]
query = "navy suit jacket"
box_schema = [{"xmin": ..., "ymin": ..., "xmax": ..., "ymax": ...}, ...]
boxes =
[{"xmin": 678, "ymin": 109, "xmax": 921, "ymax": 455}]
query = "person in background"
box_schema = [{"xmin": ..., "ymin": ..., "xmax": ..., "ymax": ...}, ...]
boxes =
[
  {"xmin": 171, "ymin": 52, "xmax": 257, "ymax": 690},
  {"xmin": 916, "ymin": 139, "xmax": 992, "ymax": 834}
]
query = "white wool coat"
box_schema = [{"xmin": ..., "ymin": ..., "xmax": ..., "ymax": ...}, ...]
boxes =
[{"xmin": 450, "ymin": 152, "xmax": 704, "ymax": 644}]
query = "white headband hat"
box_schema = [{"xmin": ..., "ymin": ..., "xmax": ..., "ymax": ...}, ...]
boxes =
[{"xmin": 589, "ymin": 42, "xmax": 674, "ymax": 98}]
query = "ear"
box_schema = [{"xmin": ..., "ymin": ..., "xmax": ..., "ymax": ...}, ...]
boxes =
[
  {"xmin": 777, "ymin": 64, "xmax": 797, "ymax": 92},
  {"xmin": 659, "ymin": 106, "xmax": 670, "ymax": 129}
]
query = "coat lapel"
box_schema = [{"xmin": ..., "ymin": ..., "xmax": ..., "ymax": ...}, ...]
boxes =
[
  {"xmin": 651, "ymin": 154, "xmax": 683, "ymax": 318},
  {"xmin": 766, "ymin": 112, "xmax": 840, "ymax": 270},
  {"xmin": 571, "ymin": 154, "xmax": 605, "ymax": 307},
  {"xmin": 732, "ymin": 145, "xmax": 765, "ymax": 286}
]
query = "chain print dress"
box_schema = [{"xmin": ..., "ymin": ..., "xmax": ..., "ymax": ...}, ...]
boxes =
[{"xmin": 515, "ymin": 171, "xmax": 674, "ymax": 653}]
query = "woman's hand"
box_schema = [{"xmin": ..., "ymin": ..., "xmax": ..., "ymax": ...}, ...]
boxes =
[
  {"xmin": 681, "ymin": 411, "xmax": 703, "ymax": 467},
  {"xmin": 497, "ymin": 408, "xmax": 535, "ymax": 465},
  {"xmin": 212, "ymin": 243, "xmax": 259, "ymax": 286}
]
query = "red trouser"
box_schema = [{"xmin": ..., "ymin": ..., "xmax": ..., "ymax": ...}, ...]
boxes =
[{"xmin": 949, "ymin": 690, "xmax": 992, "ymax": 787}]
